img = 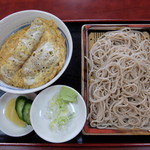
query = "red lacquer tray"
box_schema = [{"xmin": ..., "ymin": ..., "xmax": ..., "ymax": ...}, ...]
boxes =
[{"xmin": 81, "ymin": 24, "xmax": 150, "ymax": 135}]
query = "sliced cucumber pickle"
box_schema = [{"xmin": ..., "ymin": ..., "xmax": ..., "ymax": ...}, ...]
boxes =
[
  {"xmin": 15, "ymin": 96, "xmax": 33, "ymax": 125},
  {"xmin": 15, "ymin": 96, "xmax": 27, "ymax": 120},
  {"xmin": 22, "ymin": 100, "xmax": 32, "ymax": 125}
]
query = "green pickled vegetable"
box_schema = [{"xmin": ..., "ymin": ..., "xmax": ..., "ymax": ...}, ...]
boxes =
[
  {"xmin": 15, "ymin": 96, "xmax": 28, "ymax": 120},
  {"xmin": 15, "ymin": 96, "xmax": 32, "ymax": 125}
]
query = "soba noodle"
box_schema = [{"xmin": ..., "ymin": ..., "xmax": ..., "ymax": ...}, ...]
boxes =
[{"xmin": 87, "ymin": 28, "xmax": 150, "ymax": 129}]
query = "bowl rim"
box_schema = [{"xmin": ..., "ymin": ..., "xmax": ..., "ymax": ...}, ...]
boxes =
[
  {"xmin": 0, "ymin": 10, "xmax": 73, "ymax": 94},
  {"xmin": 30, "ymin": 84, "xmax": 87, "ymax": 143}
]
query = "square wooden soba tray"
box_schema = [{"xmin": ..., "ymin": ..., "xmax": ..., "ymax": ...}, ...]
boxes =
[{"xmin": 81, "ymin": 24, "xmax": 150, "ymax": 135}]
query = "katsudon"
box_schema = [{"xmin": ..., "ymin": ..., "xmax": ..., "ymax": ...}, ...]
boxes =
[{"xmin": 0, "ymin": 17, "xmax": 66, "ymax": 88}]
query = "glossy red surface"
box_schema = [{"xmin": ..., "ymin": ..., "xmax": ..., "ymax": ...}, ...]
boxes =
[
  {"xmin": 0, "ymin": 0, "xmax": 150, "ymax": 22},
  {"xmin": 1, "ymin": 143, "xmax": 150, "ymax": 150}
]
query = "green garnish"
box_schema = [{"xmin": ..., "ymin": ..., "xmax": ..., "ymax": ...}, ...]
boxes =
[
  {"xmin": 48, "ymin": 86, "xmax": 77, "ymax": 130},
  {"xmin": 59, "ymin": 87, "xmax": 77, "ymax": 102}
]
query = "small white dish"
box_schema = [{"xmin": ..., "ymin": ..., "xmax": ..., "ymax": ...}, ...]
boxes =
[
  {"xmin": 30, "ymin": 85, "xmax": 87, "ymax": 143},
  {"xmin": 0, "ymin": 92, "xmax": 36, "ymax": 137}
]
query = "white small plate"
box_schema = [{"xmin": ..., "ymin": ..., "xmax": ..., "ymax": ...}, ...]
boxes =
[
  {"xmin": 0, "ymin": 92, "xmax": 36, "ymax": 137},
  {"xmin": 30, "ymin": 85, "xmax": 87, "ymax": 143}
]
